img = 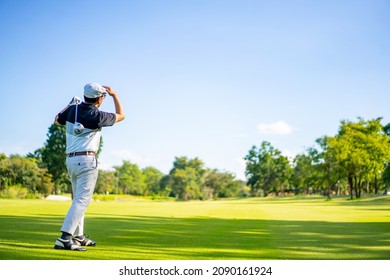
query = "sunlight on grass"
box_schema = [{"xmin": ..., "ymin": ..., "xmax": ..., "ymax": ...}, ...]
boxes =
[{"xmin": 0, "ymin": 196, "xmax": 389, "ymax": 260}]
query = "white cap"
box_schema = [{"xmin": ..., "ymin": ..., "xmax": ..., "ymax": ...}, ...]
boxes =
[{"xmin": 84, "ymin": 83, "xmax": 107, "ymax": 98}]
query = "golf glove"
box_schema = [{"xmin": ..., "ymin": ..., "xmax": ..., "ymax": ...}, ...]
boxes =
[{"xmin": 69, "ymin": 96, "xmax": 82, "ymax": 105}]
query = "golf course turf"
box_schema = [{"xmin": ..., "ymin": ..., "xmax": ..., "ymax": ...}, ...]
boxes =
[{"xmin": 0, "ymin": 196, "xmax": 389, "ymax": 260}]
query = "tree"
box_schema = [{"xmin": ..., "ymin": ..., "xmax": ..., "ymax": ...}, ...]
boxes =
[
  {"xmin": 203, "ymin": 169, "xmax": 243, "ymax": 199},
  {"xmin": 41, "ymin": 124, "xmax": 69, "ymax": 193},
  {"xmin": 171, "ymin": 167, "xmax": 200, "ymax": 200},
  {"xmin": 114, "ymin": 161, "xmax": 146, "ymax": 195},
  {"xmin": 142, "ymin": 167, "xmax": 164, "ymax": 195},
  {"xmin": 310, "ymin": 137, "xmax": 342, "ymax": 197},
  {"xmin": 0, "ymin": 154, "xmax": 6, "ymax": 189},
  {"xmin": 327, "ymin": 118, "xmax": 390, "ymax": 199},
  {"xmin": 381, "ymin": 122, "xmax": 390, "ymax": 194},
  {"xmin": 244, "ymin": 141, "xmax": 292, "ymax": 196},
  {"xmin": 159, "ymin": 174, "xmax": 172, "ymax": 197},
  {"xmin": 167, "ymin": 157, "xmax": 206, "ymax": 200},
  {"xmin": 291, "ymin": 152, "xmax": 317, "ymax": 194},
  {"xmin": 95, "ymin": 170, "xmax": 116, "ymax": 194},
  {"xmin": 171, "ymin": 157, "xmax": 205, "ymax": 178},
  {"xmin": 0, "ymin": 155, "xmax": 54, "ymax": 196}
]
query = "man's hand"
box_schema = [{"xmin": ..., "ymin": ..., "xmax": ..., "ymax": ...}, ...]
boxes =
[
  {"xmin": 103, "ymin": 86, "xmax": 116, "ymax": 96},
  {"xmin": 102, "ymin": 85, "xmax": 125, "ymax": 123}
]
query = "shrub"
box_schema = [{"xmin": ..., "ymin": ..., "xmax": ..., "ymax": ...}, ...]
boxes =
[{"xmin": 0, "ymin": 185, "xmax": 28, "ymax": 199}]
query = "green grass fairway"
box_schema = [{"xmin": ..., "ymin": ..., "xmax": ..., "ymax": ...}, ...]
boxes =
[{"xmin": 0, "ymin": 196, "xmax": 389, "ymax": 260}]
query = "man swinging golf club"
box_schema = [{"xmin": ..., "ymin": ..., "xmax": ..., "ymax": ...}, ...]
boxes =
[{"xmin": 53, "ymin": 83, "xmax": 125, "ymax": 251}]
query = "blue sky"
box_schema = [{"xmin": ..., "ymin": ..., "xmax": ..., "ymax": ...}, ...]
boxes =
[{"xmin": 0, "ymin": 0, "xmax": 389, "ymax": 179}]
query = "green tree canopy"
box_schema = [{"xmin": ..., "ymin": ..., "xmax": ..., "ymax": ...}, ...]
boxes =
[
  {"xmin": 0, "ymin": 155, "xmax": 53, "ymax": 196},
  {"xmin": 95, "ymin": 170, "xmax": 116, "ymax": 194},
  {"xmin": 41, "ymin": 124, "xmax": 68, "ymax": 193},
  {"xmin": 114, "ymin": 160, "xmax": 146, "ymax": 195},
  {"xmin": 168, "ymin": 156, "xmax": 206, "ymax": 200},
  {"xmin": 142, "ymin": 166, "xmax": 164, "ymax": 195},
  {"xmin": 244, "ymin": 141, "xmax": 292, "ymax": 196},
  {"xmin": 203, "ymin": 169, "xmax": 243, "ymax": 198},
  {"xmin": 327, "ymin": 118, "xmax": 390, "ymax": 198}
]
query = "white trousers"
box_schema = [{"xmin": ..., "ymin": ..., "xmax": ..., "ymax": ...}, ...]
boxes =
[{"xmin": 61, "ymin": 155, "xmax": 98, "ymax": 236}]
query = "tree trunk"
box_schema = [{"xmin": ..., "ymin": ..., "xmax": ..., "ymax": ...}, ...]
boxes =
[
  {"xmin": 263, "ymin": 186, "xmax": 269, "ymax": 197},
  {"xmin": 347, "ymin": 175, "xmax": 353, "ymax": 199},
  {"xmin": 374, "ymin": 175, "xmax": 378, "ymax": 194},
  {"xmin": 356, "ymin": 177, "xmax": 362, "ymax": 198},
  {"xmin": 250, "ymin": 185, "xmax": 256, "ymax": 197},
  {"xmin": 327, "ymin": 185, "xmax": 331, "ymax": 199}
]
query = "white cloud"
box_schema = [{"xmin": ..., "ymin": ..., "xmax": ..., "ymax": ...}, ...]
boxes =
[{"xmin": 257, "ymin": 120, "xmax": 294, "ymax": 135}]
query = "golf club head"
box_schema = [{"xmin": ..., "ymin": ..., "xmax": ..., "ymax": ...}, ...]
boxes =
[
  {"xmin": 74, "ymin": 122, "xmax": 85, "ymax": 134},
  {"xmin": 69, "ymin": 96, "xmax": 82, "ymax": 105}
]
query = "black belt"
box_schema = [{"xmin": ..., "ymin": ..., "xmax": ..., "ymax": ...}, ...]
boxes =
[{"xmin": 67, "ymin": 151, "xmax": 96, "ymax": 157}]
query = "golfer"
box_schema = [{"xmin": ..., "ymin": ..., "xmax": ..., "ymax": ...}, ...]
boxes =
[{"xmin": 53, "ymin": 83, "xmax": 125, "ymax": 251}]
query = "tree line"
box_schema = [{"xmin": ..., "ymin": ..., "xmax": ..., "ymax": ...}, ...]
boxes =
[
  {"xmin": 0, "ymin": 117, "xmax": 389, "ymax": 200},
  {"xmin": 245, "ymin": 118, "xmax": 390, "ymax": 199},
  {"xmin": 0, "ymin": 124, "xmax": 247, "ymax": 200},
  {"xmin": 97, "ymin": 157, "xmax": 247, "ymax": 200}
]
